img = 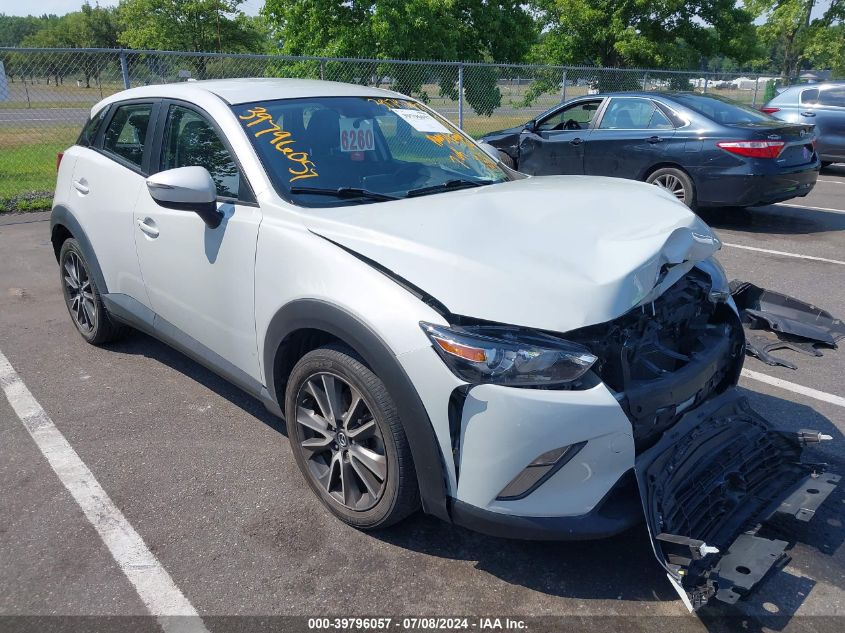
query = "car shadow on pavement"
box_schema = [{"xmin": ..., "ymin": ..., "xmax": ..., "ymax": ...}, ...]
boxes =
[
  {"xmin": 109, "ymin": 331, "xmax": 288, "ymax": 438},
  {"xmin": 820, "ymin": 163, "xmax": 845, "ymax": 176},
  {"xmin": 374, "ymin": 388, "xmax": 844, "ymax": 619},
  {"xmin": 698, "ymin": 205, "xmax": 845, "ymax": 236},
  {"xmin": 110, "ymin": 332, "xmax": 841, "ymax": 622}
]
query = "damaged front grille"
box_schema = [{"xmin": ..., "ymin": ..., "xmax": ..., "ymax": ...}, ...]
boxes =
[
  {"xmin": 636, "ymin": 391, "xmax": 839, "ymax": 608},
  {"xmin": 569, "ymin": 268, "xmax": 744, "ymax": 450}
]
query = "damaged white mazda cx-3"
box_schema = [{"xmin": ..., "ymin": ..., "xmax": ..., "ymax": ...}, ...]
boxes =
[{"xmin": 51, "ymin": 78, "xmax": 838, "ymax": 609}]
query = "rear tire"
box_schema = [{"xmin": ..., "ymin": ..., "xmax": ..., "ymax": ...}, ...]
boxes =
[
  {"xmin": 285, "ymin": 345, "xmax": 420, "ymax": 530},
  {"xmin": 497, "ymin": 151, "xmax": 516, "ymax": 169},
  {"xmin": 59, "ymin": 238, "xmax": 127, "ymax": 345},
  {"xmin": 646, "ymin": 167, "xmax": 696, "ymax": 209}
]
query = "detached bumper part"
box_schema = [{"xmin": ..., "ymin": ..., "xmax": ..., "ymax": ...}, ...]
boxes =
[
  {"xmin": 731, "ymin": 280, "xmax": 845, "ymax": 368},
  {"xmin": 635, "ymin": 388, "xmax": 838, "ymax": 610}
]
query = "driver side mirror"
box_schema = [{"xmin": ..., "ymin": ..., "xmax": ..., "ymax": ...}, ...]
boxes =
[
  {"xmin": 523, "ymin": 120, "xmax": 537, "ymax": 133},
  {"xmin": 146, "ymin": 166, "xmax": 223, "ymax": 229},
  {"xmin": 478, "ymin": 142, "xmax": 501, "ymax": 162}
]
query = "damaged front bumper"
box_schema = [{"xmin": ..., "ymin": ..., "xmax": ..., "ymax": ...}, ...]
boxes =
[{"xmin": 635, "ymin": 388, "xmax": 838, "ymax": 610}]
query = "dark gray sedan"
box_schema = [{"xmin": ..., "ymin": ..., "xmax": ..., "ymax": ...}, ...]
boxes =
[
  {"xmin": 762, "ymin": 81, "xmax": 845, "ymax": 167},
  {"xmin": 481, "ymin": 92, "xmax": 820, "ymax": 209}
]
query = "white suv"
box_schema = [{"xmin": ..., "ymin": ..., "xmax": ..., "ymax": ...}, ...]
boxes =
[{"xmin": 52, "ymin": 79, "xmax": 836, "ymax": 609}]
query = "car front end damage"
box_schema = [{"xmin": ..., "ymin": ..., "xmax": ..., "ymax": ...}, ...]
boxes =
[
  {"xmin": 304, "ymin": 176, "xmax": 837, "ymax": 609},
  {"xmin": 439, "ymin": 265, "xmax": 837, "ymax": 609}
]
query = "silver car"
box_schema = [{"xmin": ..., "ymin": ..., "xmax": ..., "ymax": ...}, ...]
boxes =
[{"xmin": 763, "ymin": 81, "xmax": 845, "ymax": 166}]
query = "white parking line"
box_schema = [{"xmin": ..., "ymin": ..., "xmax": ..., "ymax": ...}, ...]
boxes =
[
  {"xmin": 0, "ymin": 348, "xmax": 209, "ymax": 633},
  {"xmin": 742, "ymin": 369, "xmax": 845, "ymax": 408},
  {"xmin": 722, "ymin": 242, "xmax": 845, "ymax": 266},
  {"xmin": 817, "ymin": 179, "xmax": 845, "ymax": 185},
  {"xmin": 777, "ymin": 203, "xmax": 845, "ymax": 214}
]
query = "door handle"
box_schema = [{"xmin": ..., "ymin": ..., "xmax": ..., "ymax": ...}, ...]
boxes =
[
  {"xmin": 72, "ymin": 180, "xmax": 89, "ymax": 195},
  {"xmin": 800, "ymin": 111, "xmax": 816, "ymax": 117},
  {"xmin": 137, "ymin": 218, "xmax": 159, "ymax": 239},
  {"xmin": 648, "ymin": 136, "xmax": 664, "ymax": 144},
  {"xmin": 569, "ymin": 137, "xmax": 583, "ymax": 146}
]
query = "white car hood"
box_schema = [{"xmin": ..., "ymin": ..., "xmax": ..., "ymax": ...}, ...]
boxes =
[{"xmin": 303, "ymin": 176, "xmax": 721, "ymax": 333}]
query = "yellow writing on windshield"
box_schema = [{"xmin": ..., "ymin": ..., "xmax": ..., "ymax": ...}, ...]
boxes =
[
  {"xmin": 425, "ymin": 132, "xmax": 498, "ymax": 170},
  {"xmin": 239, "ymin": 106, "xmax": 318, "ymax": 182}
]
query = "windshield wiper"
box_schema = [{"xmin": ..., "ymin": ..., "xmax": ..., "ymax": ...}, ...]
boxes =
[
  {"xmin": 405, "ymin": 178, "xmax": 495, "ymax": 198},
  {"xmin": 289, "ymin": 186, "xmax": 400, "ymax": 202}
]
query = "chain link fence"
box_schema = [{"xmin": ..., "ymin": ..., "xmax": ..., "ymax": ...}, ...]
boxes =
[{"xmin": 0, "ymin": 47, "xmax": 781, "ymax": 204}]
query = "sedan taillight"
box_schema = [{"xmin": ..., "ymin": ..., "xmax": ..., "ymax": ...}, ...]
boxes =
[
  {"xmin": 56, "ymin": 152, "xmax": 64, "ymax": 171},
  {"xmin": 717, "ymin": 140, "xmax": 785, "ymax": 159},
  {"xmin": 760, "ymin": 107, "xmax": 780, "ymax": 114}
]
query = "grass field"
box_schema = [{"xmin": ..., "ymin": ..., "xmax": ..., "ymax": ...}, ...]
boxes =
[{"xmin": 0, "ymin": 125, "xmax": 78, "ymax": 210}]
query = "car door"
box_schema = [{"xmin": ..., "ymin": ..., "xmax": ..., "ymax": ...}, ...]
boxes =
[
  {"xmin": 807, "ymin": 86, "xmax": 845, "ymax": 161},
  {"xmin": 583, "ymin": 96, "xmax": 676, "ymax": 179},
  {"xmin": 70, "ymin": 100, "xmax": 159, "ymax": 306},
  {"xmin": 518, "ymin": 99, "xmax": 604, "ymax": 175},
  {"xmin": 133, "ymin": 101, "xmax": 263, "ymax": 381}
]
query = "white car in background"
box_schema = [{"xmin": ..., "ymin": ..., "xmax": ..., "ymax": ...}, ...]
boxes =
[{"xmin": 51, "ymin": 78, "xmax": 836, "ymax": 610}]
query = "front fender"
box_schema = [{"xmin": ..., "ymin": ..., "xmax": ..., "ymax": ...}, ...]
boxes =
[{"xmin": 263, "ymin": 299, "xmax": 450, "ymax": 522}]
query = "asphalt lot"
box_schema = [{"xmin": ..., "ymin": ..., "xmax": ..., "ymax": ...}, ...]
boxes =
[{"xmin": 1, "ymin": 167, "xmax": 844, "ymax": 632}]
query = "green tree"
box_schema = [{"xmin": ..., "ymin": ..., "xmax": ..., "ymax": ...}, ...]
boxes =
[
  {"xmin": 20, "ymin": 4, "xmax": 120, "ymax": 87},
  {"xmin": 262, "ymin": 1, "xmax": 536, "ymax": 115},
  {"xmin": 520, "ymin": 1, "xmax": 758, "ymax": 104},
  {"xmin": 747, "ymin": 1, "xmax": 845, "ymax": 80},
  {"xmin": 529, "ymin": 0, "xmax": 758, "ymax": 69},
  {"xmin": 1, "ymin": 14, "xmax": 62, "ymax": 82},
  {"xmin": 0, "ymin": 14, "xmax": 54, "ymax": 47},
  {"xmin": 117, "ymin": 0, "xmax": 264, "ymax": 76}
]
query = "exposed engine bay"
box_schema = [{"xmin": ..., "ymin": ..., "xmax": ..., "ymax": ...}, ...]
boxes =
[
  {"xmin": 566, "ymin": 268, "xmax": 838, "ymax": 609},
  {"xmin": 569, "ymin": 267, "xmax": 744, "ymax": 450}
]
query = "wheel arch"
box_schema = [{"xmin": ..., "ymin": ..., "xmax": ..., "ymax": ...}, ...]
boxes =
[
  {"xmin": 50, "ymin": 205, "xmax": 109, "ymax": 294},
  {"xmin": 263, "ymin": 299, "xmax": 451, "ymax": 522},
  {"xmin": 641, "ymin": 161, "xmax": 694, "ymax": 182}
]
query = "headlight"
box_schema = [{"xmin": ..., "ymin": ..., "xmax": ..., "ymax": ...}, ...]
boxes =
[{"xmin": 420, "ymin": 322, "xmax": 597, "ymax": 387}]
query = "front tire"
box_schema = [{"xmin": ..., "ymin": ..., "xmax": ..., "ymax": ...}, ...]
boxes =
[
  {"xmin": 285, "ymin": 345, "xmax": 420, "ymax": 530},
  {"xmin": 59, "ymin": 238, "xmax": 126, "ymax": 345},
  {"xmin": 646, "ymin": 167, "xmax": 696, "ymax": 209}
]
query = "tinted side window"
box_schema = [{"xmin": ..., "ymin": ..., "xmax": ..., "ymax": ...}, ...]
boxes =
[
  {"xmin": 161, "ymin": 105, "xmax": 240, "ymax": 199},
  {"xmin": 77, "ymin": 106, "xmax": 109, "ymax": 148},
  {"xmin": 599, "ymin": 98, "xmax": 655, "ymax": 130},
  {"xmin": 538, "ymin": 101, "xmax": 601, "ymax": 131},
  {"xmin": 801, "ymin": 88, "xmax": 819, "ymax": 105},
  {"xmin": 648, "ymin": 106, "xmax": 674, "ymax": 130},
  {"xmin": 818, "ymin": 87, "xmax": 845, "ymax": 108},
  {"xmin": 102, "ymin": 103, "xmax": 153, "ymax": 168}
]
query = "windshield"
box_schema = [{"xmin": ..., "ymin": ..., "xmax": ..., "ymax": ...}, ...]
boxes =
[
  {"xmin": 233, "ymin": 96, "xmax": 507, "ymax": 206},
  {"xmin": 671, "ymin": 93, "xmax": 775, "ymax": 125}
]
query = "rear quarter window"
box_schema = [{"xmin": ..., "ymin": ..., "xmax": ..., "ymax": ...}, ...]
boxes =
[
  {"xmin": 800, "ymin": 89, "xmax": 820, "ymax": 105},
  {"xmin": 77, "ymin": 106, "xmax": 109, "ymax": 148},
  {"xmin": 102, "ymin": 103, "xmax": 154, "ymax": 169}
]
